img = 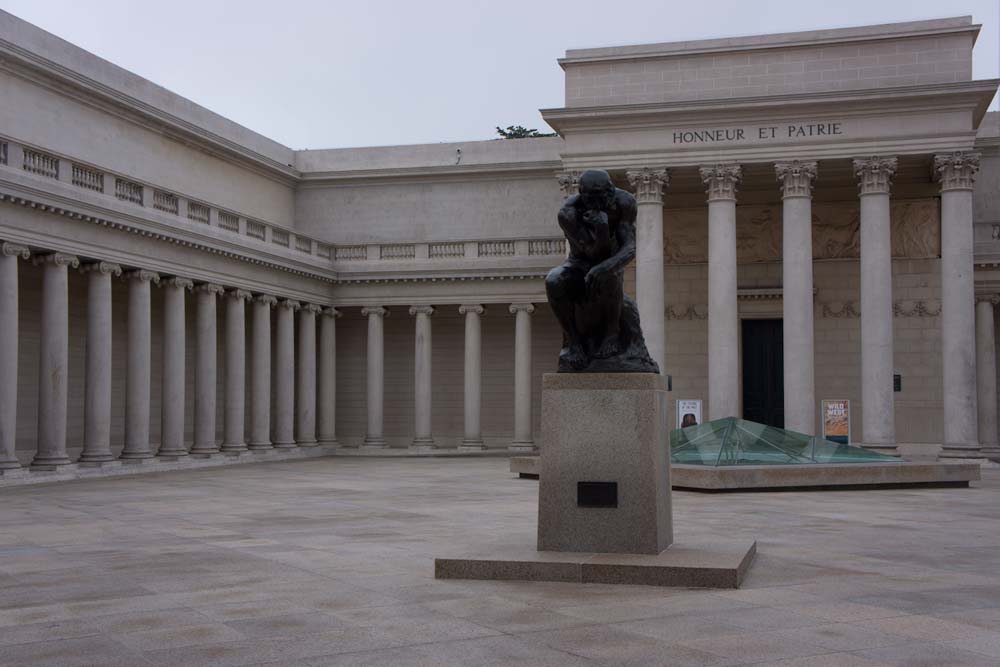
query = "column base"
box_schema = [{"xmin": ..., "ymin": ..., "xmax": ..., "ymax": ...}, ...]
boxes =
[
  {"xmin": 30, "ymin": 456, "xmax": 73, "ymax": 470},
  {"xmin": 982, "ymin": 446, "xmax": 1000, "ymax": 462},
  {"xmin": 272, "ymin": 440, "xmax": 297, "ymax": 449},
  {"xmin": 119, "ymin": 451, "xmax": 156, "ymax": 461},
  {"xmin": 317, "ymin": 438, "xmax": 339, "ymax": 448},
  {"xmin": 157, "ymin": 447, "xmax": 190, "ymax": 459},
  {"xmin": 939, "ymin": 444, "xmax": 986, "ymax": 462},
  {"xmin": 78, "ymin": 452, "xmax": 116, "ymax": 464},
  {"xmin": 362, "ymin": 436, "xmax": 386, "ymax": 449},
  {"xmin": 459, "ymin": 440, "xmax": 486, "ymax": 452},
  {"xmin": 247, "ymin": 442, "xmax": 273, "ymax": 451},
  {"xmin": 296, "ymin": 440, "xmax": 319, "ymax": 448},
  {"xmin": 410, "ymin": 438, "xmax": 436, "ymax": 451},
  {"xmin": 189, "ymin": 445, "xmax": 222, "ymax": 458},
  {"xmin": 220, "ymin": 442, "xmax": 249, "ymax": 454},
  {"xmin": 509, "ymin": 441, "xmax": 537, "ymax": 453}
]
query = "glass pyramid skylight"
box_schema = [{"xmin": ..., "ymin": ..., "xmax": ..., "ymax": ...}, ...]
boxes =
[{"xmin": 670, "ymin": 417, "xmax": 901, "ymax": 466}]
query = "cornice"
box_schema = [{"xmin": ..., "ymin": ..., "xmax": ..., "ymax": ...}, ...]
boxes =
[
  {"xmin": 558, "ymin": 20, "xmax": 980, "ymax": 66},
  {"xmin": 0, "ymin": 45, "xmax": 299, "ymax": 185},
  {"xmin": 297, "ymin": 160, "xmax": 563, "ymax": 186},
  {"xmin": 541, "ymin": 81, "xmax": 1000, "ymax": 134}
]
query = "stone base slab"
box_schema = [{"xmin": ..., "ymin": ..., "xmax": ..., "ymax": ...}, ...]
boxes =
[
  {"xmin": 435, "ymin": 539, "xmax": 756, "ymax": 589},
  {"xmin": 0, "ymin": 446, "xmax": 336, "ymax": 487},
  {"xmin": 333, "ymin": 447, "xmax": 511, "ymax": 458},
  {"xmin": 672, "ymin": 462, "xmax": 980, "ymax": 491},
  {"xmin": 511, "ymin": 457, "xmax": 979, "ymax": 491}
]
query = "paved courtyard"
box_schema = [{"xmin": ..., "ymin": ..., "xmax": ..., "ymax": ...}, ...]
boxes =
[{"xmin": 0, "ymin": 458, "xmax": 999, "ymax": 666}]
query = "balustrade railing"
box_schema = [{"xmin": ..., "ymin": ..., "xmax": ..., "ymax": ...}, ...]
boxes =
[
  {"xmin": 246, "ymin": 220, "xmax": 266, "ymax": 240},
  {"xmin": 478, "ymin": 240, "xmax": 516, "ymax": 257},
  {"xmin": 115, "ymin": 178, "xmax": 143, "ymax": 205},
  {"xmin": 218, "ymin": 211, "xmax": 240, "ymax": 232},
  {"xmin": 271, "ymin": 229, "xmax": 289, "ymax": 247},
  {"xmin": 23, "ymin": 149, "xmax": 59, "ymax": 179},
  {"xmin": 428, "ymin": 242, "xmax": 464, "ymax": 259},
  {"xmin": 380, "ymin": 244, "xmax": 416, "ymax": 260},
  {"xmin": 187, "ymin": 201, "xmax": 210, "ymax": 223},
  {"xmin": 335, "ymin": 245, "xmax": 367, "ymax": 261},
  {"xmin": 153, "ymin": 190, "xmax": 179, "ymax": 215},
  {"xmin": 72, "ymin": 164, "xmax": 103, "ymax": 192}
]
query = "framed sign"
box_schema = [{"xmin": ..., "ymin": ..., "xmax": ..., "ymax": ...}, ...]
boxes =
[
  {"xmin": 677, "ymin": 400, "xmax": 702, "ymax": 429},
  {"xmin": 821, "ymin": 399, "xmax": 850, "ymax": 444}
]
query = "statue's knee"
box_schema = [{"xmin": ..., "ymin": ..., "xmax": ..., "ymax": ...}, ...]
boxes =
[{"xmin": 545, "ymin": 268, "xmax": 567, "ymax": 297}]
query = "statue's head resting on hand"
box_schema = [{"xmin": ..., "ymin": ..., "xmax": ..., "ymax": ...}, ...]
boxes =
[{"xmin": 578, "ymin": 170, "xmax": 616, "ymax": 211}]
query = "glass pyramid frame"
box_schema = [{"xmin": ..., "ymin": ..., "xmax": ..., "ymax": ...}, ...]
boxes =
[{"xmin": 670, "ymin": 417, "xmax": 901, "ymax": 466}]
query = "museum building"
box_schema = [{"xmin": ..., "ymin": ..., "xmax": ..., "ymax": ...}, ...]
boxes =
[{"xmin": 0, "ymin": 12, "xmax": 998, "ymax": 481}]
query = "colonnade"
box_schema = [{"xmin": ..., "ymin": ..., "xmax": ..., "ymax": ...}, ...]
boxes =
[
  {"xmin": 608, "ymin": 151, "xmax": 982, "ymax": 455},
  {"xmin": 360, "ymin": 303, "xmax": 537, "ymax": 451},
  {"xmin": 0, "ymin": 245, "xmax": 341, "ymax": 473}
]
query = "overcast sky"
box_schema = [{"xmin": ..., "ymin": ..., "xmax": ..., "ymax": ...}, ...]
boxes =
[{"xmin": 2, "ymin": 0, "xmax": 997, "ymax": 150}]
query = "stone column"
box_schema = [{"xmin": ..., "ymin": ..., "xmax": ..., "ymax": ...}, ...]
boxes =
[
  {"xmin": 159, "ymin": 277, "xmax": 192, "ymax": 458},
  {"xmin": 191, "ymin": 283, "xmax": 224, "ymax": 457},
  {"xmin": 221, "ymin": 289, "xmax": 252, "ymax": 454},
  {"xmin": 854, "ymin": 157, "xmax": 898, "ymax": 452},
  {"xmin": 509, "ymin": 303, "xmax": 535, "ymax": 451},
  {"xmin": 626, "ymin": 168, "xmax": 669, "ymax": 372},
  {"xmin": 274, "ymin": 299, "xmax": 300, "ymax": 448},
  {"xmin": 700, "ymin": 164, "xmax": 742, "ymax": 420},
  {"xmin": 460, "ymin": 304, "xmax": 485, "ymax": 451},
  {"xmin": 317, "ymin": 307, "xmax": 341, "ymax": 446},
  {"xmin": 362, "ymin": 306, "xmax": 388, "ymax": 448},
  {"xmin": 976, "ymin": 295, "xmax": 999, "ymax": 456},
  {"xmin": 32, "ymin": 252, "xmax": 79, "ymax": 469},
  {"xmin": 776, "ymin": 161, "xmax": 818, "ymax": 435},
  {"xmin": 120, "ymin": 270, "xmax": 160, "ymax": 461},
  {"xmin": 0, "ymin": 242, "xmax": 29, "ymax": 474},
  {"xmin": 79, "ymin": 262, "xmax": 122, "ymax": 465},
  {"xmin": 409, "ymin": 305, "xmax": 435, "ymax": 450},
  {"xmin": 937, "ymin": 152, "xmax": 982, "ymax": 460},
  {"xmin": 296, "ymin": 304, "xmax": 321, "ymax": 446},
  {"xmin": 249, "ymin": 295, "xmax": 276, "ymax": 450}
]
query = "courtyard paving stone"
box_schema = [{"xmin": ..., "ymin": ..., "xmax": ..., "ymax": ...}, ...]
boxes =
[{"xmin": 0, "ymin": 457, "xmax": 997, "ymax": 666}]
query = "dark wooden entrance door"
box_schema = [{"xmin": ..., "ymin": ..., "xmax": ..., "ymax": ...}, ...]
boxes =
[{"xmin": 741, "ymin": 319, "xmax": 784, "ymax": 428}]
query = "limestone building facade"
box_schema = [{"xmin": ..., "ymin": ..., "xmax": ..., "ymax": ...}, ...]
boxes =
[{"xmin": 1, "ymin": 12, "xmax": 999, "ymax": 480}]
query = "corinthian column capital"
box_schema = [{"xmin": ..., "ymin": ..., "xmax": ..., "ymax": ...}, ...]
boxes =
[
  {"xmin": 228, "ymin": 289, "xmax": 253, "ymax": 301},
  {"xmin": 254, "ymin": 294, "xmax": 277, "ymax": 306},
  {"xmin": 775, "ymin": 160, "xmax": 818, "ymax": 198},
  {"xmin": 160, "ymin": 277, "xmax": 193, "ymax": 290},
  {"xmin": 124, "ymin": 269, "xmax": 160, "ymax": 284},
  {"xmin": 278, "ymin": 299, "xmax": 301, "ymax": 311},
  {"xmin": 935, "ymin": 151, "xmax": 980, "ymax": 192},
  {"xmin": 556, "ymin": 170, "xmax": 582, "ymax": 198},
  {"xmin": 853, "ymin": 156, "xmax": 897, "ymax": 195},
  {"xmin": 80, "ymin": 261, "xmax": 122, "ymax": 277},
  {"xmin": 302, "ymin": 303, "xmax": 323, "ymax": 314},
  {"xmin": 699, "ymin": 163, "xmax": 742, "ymax": 201},
  {"xmin": 0, "ymin": 242, "xmax": 29, "ymax": 259},
  {"xmin": 459, "ymin": 304, "xmax": 485, "ymax": 316},
  {"xmin": 194, "ymin": 282, "xmax": 225, "ymax": 296},
  {"xmin": 509, "ymin": 303, "xmax": 535, "ymax": 315},
  {"xmin": 33, "ymin": 252, "xmax": 79, "ymax": 269},
  {"xmin": 626, "ymin": 168, "xmax": 669, "ymax": 204},
  {"xmin": 361, "ymin": 305, "xmax": 388, "ymax": 318},
  {"xmin": 322, "ymin": 307, "xmax": 342, "ymax": 318}
]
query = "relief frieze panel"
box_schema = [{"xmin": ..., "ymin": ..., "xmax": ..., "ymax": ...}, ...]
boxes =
[{"xmin": 664, "ymin": 198, "xmax": 940, "ymax": 264}]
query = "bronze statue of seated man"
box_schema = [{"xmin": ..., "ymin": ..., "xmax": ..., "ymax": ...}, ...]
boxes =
[{"xmin": 545, "ymin": 169, "xmax": 659, "ymax": 373}]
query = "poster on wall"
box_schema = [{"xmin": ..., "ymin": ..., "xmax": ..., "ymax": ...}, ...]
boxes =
[
  {"xmin": 821, "ymin": 399, "xmax": 851, "ymax": 444},
  {"xmin": 677, "ymin": 400, "xmax": 702, "ymax": 429}
]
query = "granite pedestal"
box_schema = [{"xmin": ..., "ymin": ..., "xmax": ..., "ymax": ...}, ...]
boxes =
[
  {"xmin": 536, "ymin": 373, "xmax": 672, "ymax": 554},
  {"xmin": 436, "ymin": 373, "xmax": 756, "ymax": 588}
]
